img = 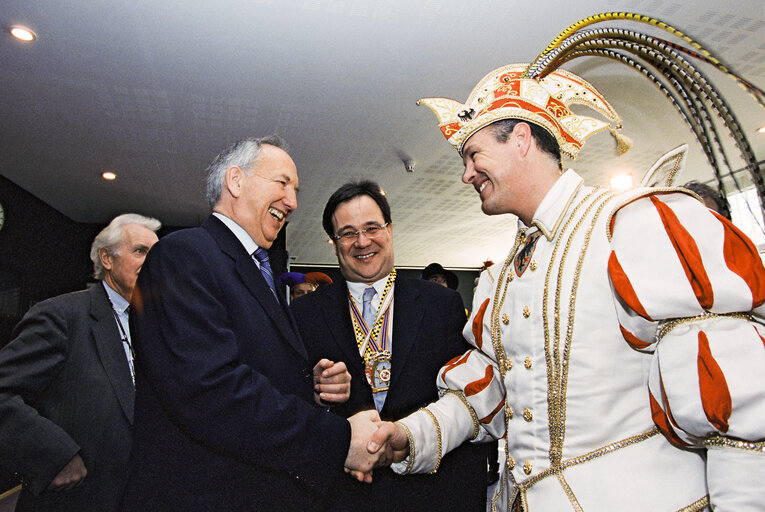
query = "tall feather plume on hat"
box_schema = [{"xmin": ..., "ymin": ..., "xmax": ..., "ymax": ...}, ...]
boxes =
[
  {"xmin": 522, "ymin": 12, "xmax": 765, "ymax": 220},
  {"xmin": 418, "ymin": 12, "xmax": 765, "ymax": 220}
]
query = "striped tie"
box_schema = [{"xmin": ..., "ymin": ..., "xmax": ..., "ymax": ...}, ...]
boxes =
[{"xmin": 252, "ymin": 247, "xmax": 277, "ymax": 297}]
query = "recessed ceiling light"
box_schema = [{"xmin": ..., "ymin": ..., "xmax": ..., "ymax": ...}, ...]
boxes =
[
  {"xmin": 10, "ymin": 26, "xmax": 36, "ymax": 42},
  {"xmin": 610, "ymin": 174, "xmax": 633, "ymax": 190},
  {"xmin": 102, "ymin": 171, "xmax": 117, "ymax": 180}
]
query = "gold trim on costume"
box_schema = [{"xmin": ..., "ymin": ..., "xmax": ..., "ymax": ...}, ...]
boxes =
[
  {"xmin": 703, "ymin": 435, "xmax": 765, "ymax": 453},
  {"xmin": 676, "ymin": 495, "xmax": 710, "ymax": 512},
  {"xmin": 396, "ymin": 421, "xmax": 415, "ymax": 475},
  {"xmin": 420, "ymin": 408, "xmax": 443, "ymax": 473},
  {"xmin": 657, "ymin": 312, "xmax": 754, "ymax": 342},
  {"xmin": 442, "ymin": 389, "xmax": 480, "ymax": 440}
]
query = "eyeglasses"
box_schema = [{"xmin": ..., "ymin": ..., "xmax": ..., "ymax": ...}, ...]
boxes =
[{"xmin": 332, "ymin": 223, "xmax": 389, "ymax": 243}]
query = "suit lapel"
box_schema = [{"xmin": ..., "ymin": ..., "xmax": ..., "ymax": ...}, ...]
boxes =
[
  {"xmin": 388, "ymin": 278, "xmax": 424, "ymax": 392},
  {"xmin": 205, "ymin": 216, "xmax": 307, "ymax": 360},
  {"xmin": 320, "ymin": 281, "xmax": 365, "ymax": 370},
  {"xmin": 90, "ymin": 285, "xmax": 134, "ymax": 423}
]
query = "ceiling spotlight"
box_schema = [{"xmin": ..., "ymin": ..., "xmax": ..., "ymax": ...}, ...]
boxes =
[
  {"xmin": 102, "ymin": 171, "xmax": 117, "ymax": 180},
  {"xmin": 10, "ymin": 26, "xmax": 36, "ymax": 42},
  {"xmin": 610, "ymin": 174, "xmax": 633, "ymax": 190}
]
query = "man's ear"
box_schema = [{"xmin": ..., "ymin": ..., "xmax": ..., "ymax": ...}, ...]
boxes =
[
  {"xmin": 225, "ymin": 165, "xmax": 244, "ymax": 199},
  {"xmin": 513, "ymin": 122, "xmax": 533, "ymax": 155},
  {"xmin": 99, "ymin": 247, "xmax": 113, "ymax": 271}
]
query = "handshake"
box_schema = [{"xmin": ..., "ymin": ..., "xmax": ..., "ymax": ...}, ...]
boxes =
[{"xmin": 343, "ymin": 410, "xmax": 410, "ymax": 483}]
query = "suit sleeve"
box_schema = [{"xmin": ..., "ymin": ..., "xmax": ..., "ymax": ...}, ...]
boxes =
[
  {"xmin": 0, "ymin": 300, "xmax": 81, "ymax": 495},
  {"xmin": 132, "ymin": 236, "xmax": 350, "ymax": 486},
  {"xmin": 608, "ymin": 191, "xmax": 765, "ymax": 510}
]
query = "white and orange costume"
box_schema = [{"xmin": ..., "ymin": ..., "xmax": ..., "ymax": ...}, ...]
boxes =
[
  {"xmin": 393, "ymin": 59, "xmax": 765, "ymax": 511},
  {"xmin": 392, "ymin": 169, "xmax": 765, "ymax": 511}
]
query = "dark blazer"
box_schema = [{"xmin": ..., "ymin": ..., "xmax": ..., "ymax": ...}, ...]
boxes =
[
  {"xmin": 291, "ymin": 277, "xmax": 488, "ymax": 512},
  {"xmin": 0, "ymin": 283, "xmax": 133, "ymax": 512},
  {"xmin": 120, "ymin": 216, "xmax": 351, "ymax": 512}
]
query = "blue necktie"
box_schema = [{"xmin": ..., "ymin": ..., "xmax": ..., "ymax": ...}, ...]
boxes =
[
  {"xmin": 252, "ymin": 247, "xmax": 277, "ymax": 297},
  {"xmin": 362, "ymin": 287, "xmax": 376, "ymax": 327}
]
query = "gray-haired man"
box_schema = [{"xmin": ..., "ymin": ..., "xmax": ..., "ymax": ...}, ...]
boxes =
[{"xmin": 0, "ymin": 213, "xmax": 160, "ymax": 512}]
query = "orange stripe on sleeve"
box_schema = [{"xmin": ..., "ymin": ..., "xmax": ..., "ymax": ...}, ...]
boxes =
[
  {"xmin": 439, "ymin": 352, "xmax": 471, "ymax": 382},
  {"xmin": 472, "ymin": 298, "xmax": 490, "ymax": 349},
  {"xmin": 608, "ymin": 252, "xmax": 653, "ymax": 321},
  {"xmin": 619, "ymin": 324, "xmax": 651, "ymax": 350},
  {"xmin": 480, "ymin": 398, "xmax": 505, "ymax": 424},
  {"xmin": 464, "ymin": 364, "xmax": 494, "ymax": 397},
  {"xmin": 649, "ymin": 390, "xmax": 690, "ymax": 447},
  {"xmin": 649, "ymin": 196, "xmax": 714, "ymax": 310},
  {"xmin": 697, "ymin": 331, "xmax": 731, "ymax": 433},
  {"xmin": 715, "ymin": 211, "xmax": 765, "ymax": 308}
]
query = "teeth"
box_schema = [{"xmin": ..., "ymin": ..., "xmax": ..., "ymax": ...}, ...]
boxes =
[
  {"xmin": 357, "ymin": 253, "xmax": 374, "ymax": 259},
  {"xmin": 268, "ymin": 208, "xmax": 284, "ymax": 221},
  {"xmin": 479, "ymin": 182, "xmax": 488, "ymax": 193}
]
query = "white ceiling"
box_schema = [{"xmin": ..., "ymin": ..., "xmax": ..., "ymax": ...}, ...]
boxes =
[{"xmin": 1, "ymin": 0, "xmax": 764, "ymax": 268}]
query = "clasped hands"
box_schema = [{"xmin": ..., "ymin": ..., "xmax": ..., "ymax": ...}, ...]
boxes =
[
  {"xmin": 312, "ymin": 359, "xmax": 410, "ymax": 483},
  {"xmin": 343, "ymin": 410, "xmax": 409, "ymax": 483}
]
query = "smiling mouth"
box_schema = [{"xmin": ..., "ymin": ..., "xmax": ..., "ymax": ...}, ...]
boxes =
[
  {"xmin": 268, "ymin": 207, "xmax": 285, "ymax": 221},
  {"xmin": 356, "ymin": 253, "xmax": 375, "ymax": 260}
]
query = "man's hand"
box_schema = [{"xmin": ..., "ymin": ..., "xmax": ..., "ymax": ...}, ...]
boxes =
[
  {"xmin": 48, "ymin": 454, "xmax": 87, "ymax": 491},
  {"xmin": 344, "ymin": 409, "xmax": 390, "ymax": 483},
  {"xmin": 313, "ymin": 359, "xmax": 351, "ymax": 406},
  {"xmin": 369, "ymin": 421, "xmax": 409, "ymax": 463}
]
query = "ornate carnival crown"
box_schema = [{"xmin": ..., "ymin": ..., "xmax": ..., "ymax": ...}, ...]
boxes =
[
  {"xmin": 418, "ymin": 12, "xmax": 765, "ymax": 218},
  {"xmin": 417, "ymin": 63, "xmax": 624, "ymax": 158}
]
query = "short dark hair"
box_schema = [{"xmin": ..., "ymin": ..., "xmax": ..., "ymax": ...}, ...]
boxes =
[
  {"xmin": 682, "ymin": 181, "xmax": 729, "ymax": 218},
  {"xmin": 489, "ymin": 119, "xmax": 562, "ymax": 170},
  {"xmin": 322, "ymin": 180, "xmax": 392, "ymax": 238}
]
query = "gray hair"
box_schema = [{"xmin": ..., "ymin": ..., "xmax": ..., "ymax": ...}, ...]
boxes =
[
  {"xmin": 204, "ymin": 135, "xmax": 289, "ymax": 209},
  {"xmin": 90, "ymin": 213, "xmax": 162, "ymax": 279}
]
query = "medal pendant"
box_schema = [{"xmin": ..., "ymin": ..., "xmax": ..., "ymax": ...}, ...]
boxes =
[{"xmin": 365, "ymin": 351, "xmax": 392, "ymax": 393}]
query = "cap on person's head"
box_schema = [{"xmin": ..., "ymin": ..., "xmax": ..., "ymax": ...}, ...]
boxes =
[
  {"xmin": 304, "ymin": 272, "xmax": 333, "ymax": 288},
  {"xmin": 276, "ymin": 272, "xmax": 307, "ymax": 288},
  {"xmin": 417, "ymin": 63, "xmax": 627, "ymax": 158},
  {"xmin": 421, "ymin": 263, "xmax": 459, "ymax": 290}
]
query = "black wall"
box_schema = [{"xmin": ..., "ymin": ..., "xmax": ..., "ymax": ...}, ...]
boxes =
[{"xmin": 0, "ymin": 175, "xmax": 101, "ymax": 346}]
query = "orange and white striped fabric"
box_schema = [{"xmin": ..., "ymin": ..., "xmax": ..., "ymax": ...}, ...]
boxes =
[{"xmin": 609, "ymin": 192, "xmax": 765, "ymax": 445}]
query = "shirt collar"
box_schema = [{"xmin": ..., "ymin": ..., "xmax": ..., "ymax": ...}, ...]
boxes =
[
  {"xmin": 212, "ymin": 212, "xmax": 260, "ymax": 256},
  {"xmin": 346, "ymin": 274, "xmax": 390, "ymax": 304},
  {"xmin": 522, "ymin": 169, "xmax": 584, "ymax": 241},
  {"xmin": 102, "ymin": 280, "xmax": 129, "ymax": 314}
]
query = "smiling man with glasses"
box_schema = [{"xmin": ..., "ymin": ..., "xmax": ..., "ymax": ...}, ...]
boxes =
[{"xmin": 289, "ymin": 180, "xmax": 488, "ymax": 512}]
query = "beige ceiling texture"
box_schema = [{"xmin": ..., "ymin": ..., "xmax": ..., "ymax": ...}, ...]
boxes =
[{"xmin": 1, "ymin": 0, "xmax": 763, "ymax": 269}]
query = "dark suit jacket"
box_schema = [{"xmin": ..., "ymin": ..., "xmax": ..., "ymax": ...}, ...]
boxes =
[
  {"xmin": 120, "ymin": 216, "xmax": 351, "ymax": 512},
  {"xmin": 0, "ymin": 283, "xmax": 134, "ymax": 512},
  {"xmin": 291, "ymin": 277, "xmax": 488, "ymax": 512}
]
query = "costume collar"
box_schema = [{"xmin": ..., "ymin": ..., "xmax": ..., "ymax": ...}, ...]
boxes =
[
  {"xmin": 522, "ymin": 169, "xmax": 583, "ymax": 241},
  {"xmin": 102, "ymin": 280, "xmax": 129, "ymax": 314},
  {"xmin": 212, "ymin": 212, "xmax": 260, "ymax": 256}
]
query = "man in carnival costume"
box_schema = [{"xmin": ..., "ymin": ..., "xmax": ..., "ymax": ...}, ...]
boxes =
[{"xmin": 370, "ymin": 12, "xmax": 765, "ymax": 512}]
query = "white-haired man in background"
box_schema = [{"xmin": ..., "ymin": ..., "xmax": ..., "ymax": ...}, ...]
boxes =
[{"xmin": 0, "ymin": 213, "xmax": 160, "ymax": 512}]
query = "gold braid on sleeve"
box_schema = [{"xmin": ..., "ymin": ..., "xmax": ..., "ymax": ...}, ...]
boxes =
[
  {"xmin": 442, "ymin": 389, "xmax": 480, "ymax": 440},
  {"xmin": 703, "ymin": 435, "xmax": 765, "ymax": 453},
  {"xmin": 420, "ymin": 408, "xmax": 443, "ymax": 474},
  {"xmin": 395, "ymin": 421, "xmax": 416, "ymax": 475}
]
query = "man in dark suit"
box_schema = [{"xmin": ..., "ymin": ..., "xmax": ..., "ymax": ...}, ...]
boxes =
[
  {"xmin": 290, "ymin": 181, "xmax": 487, "ymax": 511},
  {"xmin": 120, "ymin": 137, "xmax": 389, "ymax": 512},
  {"xmin": 0, "ymin": 213, "xmax": 161, "ymax": 512}
]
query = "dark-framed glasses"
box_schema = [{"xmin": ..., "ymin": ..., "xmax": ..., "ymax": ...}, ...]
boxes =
[{"xmin": 332, "ymin": 222, "xmax": 389, "ymax": 243}]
